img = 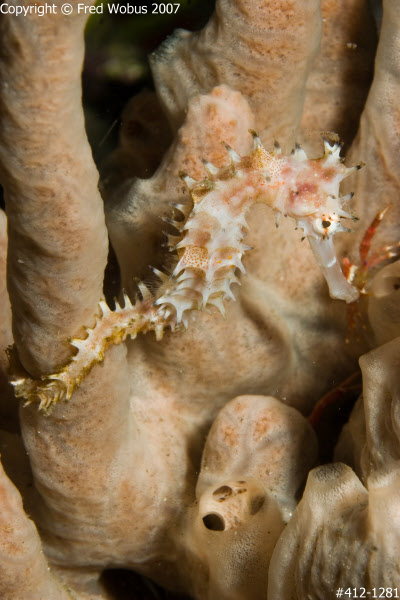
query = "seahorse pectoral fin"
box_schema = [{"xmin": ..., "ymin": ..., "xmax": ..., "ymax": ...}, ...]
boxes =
[{"xmin": 308, "ymin": 236, "xmax": 360, "ymax": 303}]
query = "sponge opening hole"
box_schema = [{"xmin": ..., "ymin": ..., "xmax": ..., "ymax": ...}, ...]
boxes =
[{"xmin": 202, "ymin": 513, "xmax": 225, "ymax": 531}]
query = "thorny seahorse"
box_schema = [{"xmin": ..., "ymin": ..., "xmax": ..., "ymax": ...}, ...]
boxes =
[{"xmin": 10, "ymin": 132, "xmax": 363, "ymax": 412}]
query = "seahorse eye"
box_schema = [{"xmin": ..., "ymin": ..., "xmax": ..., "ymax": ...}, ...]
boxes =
[{"xmin": 322, "ymin": 220, "xmax": 331, "ymax": 228}]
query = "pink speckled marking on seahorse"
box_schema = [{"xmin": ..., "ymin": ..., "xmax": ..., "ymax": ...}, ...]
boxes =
[{"xmin": 10, "ymin": 132, "xmax": 362, "ymax": 411}]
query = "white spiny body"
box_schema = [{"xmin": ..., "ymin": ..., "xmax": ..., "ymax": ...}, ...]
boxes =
[
  {"xmin": 155, "ymin": 169, "xmax": 253, "ymax": 324},
  {"xmin": 154, "ymin": 134, "xmax": 361, "ymax": 327},
  {"xmin": 11, "ymin": 133, "xmax": 362, "ymax": 410}
]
